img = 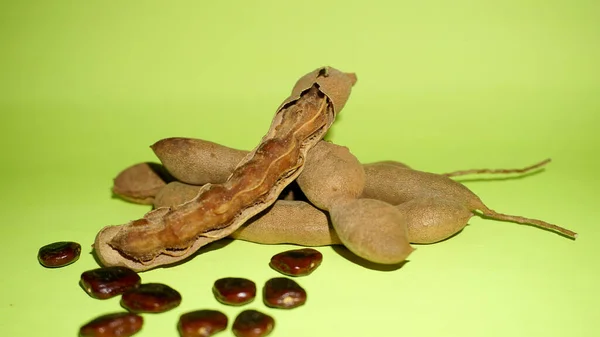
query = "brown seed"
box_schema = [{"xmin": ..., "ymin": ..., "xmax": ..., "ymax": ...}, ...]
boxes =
[
  {"xmin": 232, "ymin": 310, "xmax": 274, "ymax": 337},
  {"xmin": 79, "ymin": 312, "xmax": 143, "ymax": 337},
  {"xmin": 121, "ymin": 283, "xmax": 181, "ymax": 313},
  {"xmin": 80, "ymin": 266, "xmax": 141, "ymax": 299},
  {"xmin": 178, "ymin": 310, "xmax": 228, "ymax": 337},
  {"xmin": 269, "ymin": 248, "xmax": 323, "ymax": 276},
  {"xmin": 38, "ymin": 241, "xmax": 81, "ymax": 268},
  {"xmin": 212, "ymin": 278, "xmax": 256, "ymax": 306},
  {"xmin": 263, "ymin": 277, "xmax": 306, "ymax": 309}
]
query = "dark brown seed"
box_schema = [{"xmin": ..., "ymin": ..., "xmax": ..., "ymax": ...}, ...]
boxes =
[
  {"xmin": 269, "ymin": 248, "xmax": 323, "ymax": 276},
  {"xmin": 263, "ymin": 277, "xmax": 306, "ymax": 309},
  {"xmin": 178, "ymin": 310, "xmax": 228, "ymax": 337},
  {"xmin": 80, "ymin": 267, "xmax": 141, "ymax": 299},
  {"xmin": 121, "ymin": 283, "xmax": 181, "ymax": 313},
  {"xmin": 79, "ymin": 312, "xmax": 143, "ymax": 337},
  {"xmin": 38, "ymin": 241, "xmax": 81, "ymax": 268},
  {"xmin": 212, "ymin": 278, "xmax": 256, "ymax": 306},
  {"xmin": 232, "ymin": 310, "xmax": 274, "ymax": 337}
]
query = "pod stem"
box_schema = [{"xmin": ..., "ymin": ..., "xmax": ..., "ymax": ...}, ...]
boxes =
[
  {"xmin": 442, "ymin": 159, "xmax": 551, "ymax": 177},
  {"xmin": 480, "ymin": 208, "xmax": 578, "ymax": 239}
]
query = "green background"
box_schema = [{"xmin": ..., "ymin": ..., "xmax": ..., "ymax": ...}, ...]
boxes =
[{"xmin": 1, "ymin": 1, "xmax": 598, "ymax": 336}]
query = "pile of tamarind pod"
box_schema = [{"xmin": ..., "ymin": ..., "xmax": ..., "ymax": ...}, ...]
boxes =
[
  {"xmin": 111, "ymin": 137, "xmax": 578, "ymax": 265},
  {"xmin": 96, "ymin": 66, "xmax": 577, "ymax": 272}
]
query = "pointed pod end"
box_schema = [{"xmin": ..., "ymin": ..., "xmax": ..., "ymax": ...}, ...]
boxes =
[{"xmin": 345, "ymin": 72, "xmax": 357, "ymax": 86}]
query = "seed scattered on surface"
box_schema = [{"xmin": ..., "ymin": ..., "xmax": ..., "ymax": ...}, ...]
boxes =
[
  {"xmin": 232, "ymin": 310, "xmax": 274, "ymax": 337},
  {"xmin": 263, "ymin": 277, "xmax": 306, "ymax": 309},
  {"xmin": 212, "ymin": 277, "xmax": 256, "ymax": 306},
  {"xmin": 80, "ymin": 266, "xmax": 141, "ymax": 299},
  {"xmin": 121, "ymin": 283, "xmax": 181, "ymax": 313},
  {"xmin": 38, "ymin": 241, "xmax": 81, "ymax": 268},
  {"xmin": 178, "ymin": 310, "xmax": 228, "ymax": 337},
  {"xmin": 79, "ymin": 312, "xmax": 143, "ymax": 337},
  {"xmin": 269, "ymin": 248, "xmax": 323, "ymax": 276}
]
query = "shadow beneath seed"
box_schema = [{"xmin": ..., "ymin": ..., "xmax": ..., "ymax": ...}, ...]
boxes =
[
  {"xmin": 331, "ymin": 245, "xmax": 409, "ymax": 272},
  {"xmin": 450, "ymin": 168, "xmax": 545, "ymax": 184}
]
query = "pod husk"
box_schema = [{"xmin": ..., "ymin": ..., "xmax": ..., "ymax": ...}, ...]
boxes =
[{"xmin": 94, "ymin": 67, "xmax": 357, "ymax": 271}]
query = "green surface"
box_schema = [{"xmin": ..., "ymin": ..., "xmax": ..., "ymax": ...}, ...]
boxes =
[{"xmin": 1, "ymin": 1, "xmax": 599, "ymax": 336}]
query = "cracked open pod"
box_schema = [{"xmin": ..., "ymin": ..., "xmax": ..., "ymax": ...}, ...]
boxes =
[{"xmin": 93, "ymin": 66, "xmax": 357, "ymax": 271}]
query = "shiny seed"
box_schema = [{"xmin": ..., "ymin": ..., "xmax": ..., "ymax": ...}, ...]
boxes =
[
  {"xmin": 38, "ymin": 241, "xmax": 81, "ymax": 268},
  {"xmin": 80, "ymin": 266, "xmax": 141, "ymax": 299},
  {"xmin": 263, "ymin": 277, "xmax": 306, "ymax": 309},
  {"xmin": 212, "ymin": 278, "xmax": 256, "ymax": 306},
  {"xmin": 121, "ymin": 283, "xmax": 181, "ymax": 313},
  {"xmin": 178, "ymin": 310, "xmax": 228, "ymax": 337},
  {"xmin": 232, "ymin": 310, "xmax": 274, "ymax": 337},
  {"xmin": 79, "ymin": 312, "xmax": 143, "ymax": 337},
  {"xmin": 269, "ymin": 248, "xmax": 323, "ymax": 276}
]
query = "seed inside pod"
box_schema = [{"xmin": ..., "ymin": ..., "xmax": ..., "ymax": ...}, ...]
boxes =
[
  {"xmin": 80, "ymin": 266, "xmax": 141, "ymax": 299},
  {"xmin": 263, "ymin": 277, "xmax": 306, "ymax": 309},
  {"xmin": 177, "ymin": 310, "xmax": 228, "ymax": 337},
  {"xmin": 38, "ymin": 241, "xmax": 81, "ymax": 268},
  {"xmin": 79, "ymin": 312, "xmax": 143, "ymax": 337},
  {"xmin": 232, "ymin": 310, "xmax": 274, "ymax": 337},
  {"xmin": 269, "ymin": 248, "xmax": 323, "ymax": 276},
  {"xmin": 121, "ymin": 283, "xmax": 181, "ymax": 313},
  {"xmin": 212, "ymin": 277, "xmax": 256, "ymax": 306}
]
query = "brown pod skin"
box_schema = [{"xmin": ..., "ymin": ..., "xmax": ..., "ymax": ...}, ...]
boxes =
[
  {"xmin": 232, "ymin": 310, "xmax": 274, "ymax": 337},
  {"xmin": 79, "ymin": 312, "xmax": 143, "ymax": 337},
  {"xmin": 153, "ymin": 181, "xmax": 203, "ymax": 209},
  {"xmin": 38, "ymin": 241, "xmax": 81, "ymax": 268},
  {"xmin": 112, "ymin": 162, "xmax": 171, "ymax": 205},
  {"xmin": 330, "ymin": 198, "xmax": 414, "ymax": 264},
  {"xmin": 269, "ymin": 248, "xmax": 323, "ymax": 276},
  {"xmin": 296, "ymin": 141, "xmax": 365, "ymax": 210},
  {"xmin": 212, "ymin": 277, "xmax": 256, "ymax": 306},
  {"xmin": 121, "ymin": 283, "xmax": 182, "ymax": 313},
  {"xmin": 398, "ymin": 197, "xmax": 474, "ymax": 244},
  {"xmin": 152, "ymin": 138, "xmax": 246, "ymax": 186},
  {"xmin": 361, "ymin": 162, "xmax": 485, "ymax": 210},
  {"xmin": 231, "ymin": 200, "xmax": 342, "ymax": 246},
  {"xmin": 178, "ymin": 310, "xmax": 228, "ymax": 337},
  {"xmin": 263, "ymin": 277, "xmax": 307, "ymax": 309},
  {"xmin": 80, "ymin": 266, "xmax": 141, "ymax": 299}
]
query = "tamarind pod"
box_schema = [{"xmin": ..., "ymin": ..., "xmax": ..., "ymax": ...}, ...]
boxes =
[
  {"xmin": 397, "ymin": 197, "xmax": 473, "ymax": 244},
  {"xmin": 295, "ymin": 141, "xmax": 366, "ymax": 210},
  {"xmin": 362, "ymin": 163, "xmax": 577, "ymax": 239},
  {"xmin": 231, "ymin": 199, "xmax": 342, "ymax": 246},
  {"xmin": 361, "ymin": 162, "xmax": 484, "ymax": 209},
  {"xmin": 94, "ymin": 67, "xmax": 357, "ymax": 271},
  {"xmin": 151, "ymin": 138, "xmax": 247, "ymax": 185},
  {"xmin": 112, "ymin": 162, "xmax": 173, "ymax": 205}
]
